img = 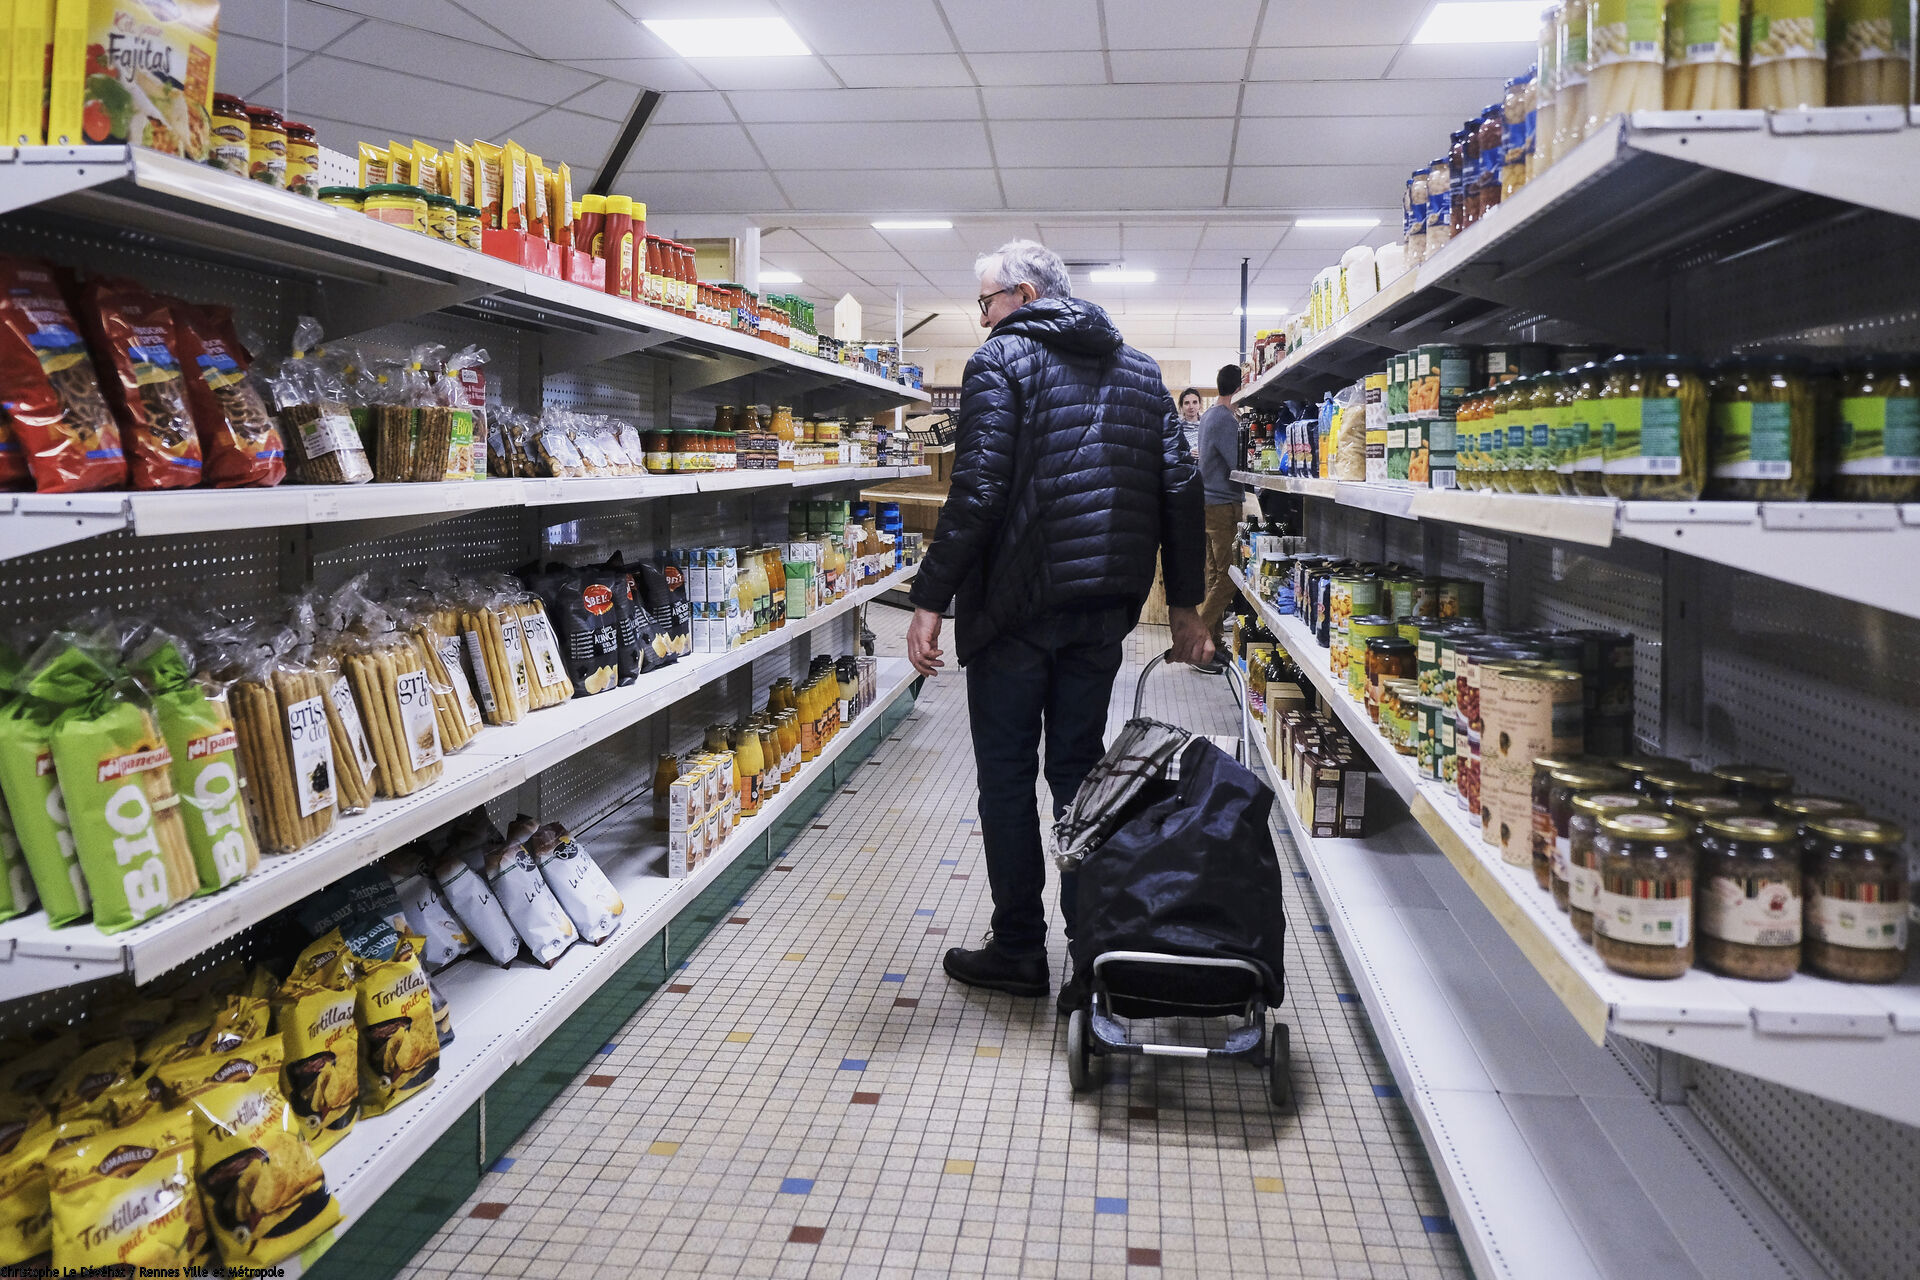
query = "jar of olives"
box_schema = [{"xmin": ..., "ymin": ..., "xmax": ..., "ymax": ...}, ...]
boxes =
[
  {"xmin": 1601, "ymin": 355, "xmax": 1708, "ymax": 501},
  {"xmin": 1547, "ymin": 764, "xmax": 1631, "ymax": 909},
  {"xmin": 1802, "ymin": 817, "xmax": 1910, "ymax": 983},
  {"xmin": 1642, "ymin": 768, "xmax": 1728, "ymax": 811},
  {"xmin": 1567, "ymin": 791, "xmax": 1647, "ymax": 941},
  {"xmin": 1833, "ymin": 357, "xmax": 1920, "ymax": 503},
  {"xmin": 1592, "ymin": 811, "xmax": 1696, "ymax": 979},
  {"xmin": 1549, "ymin": 369, "xmax": 1583, "ymax": 495},
  {"xmin": 1567, "ymin": 362, "xmax": 1608, "ymax": 496},
  {"xmin": 1707, "ymin": 357, "xmax": 1817, "ymax": 501},
  {"xmin": 1487, "ymin": 379, "xmax": 1521, "ymax": 492},
  {"xmin": 1709, "ymin": 764, "xmax": 1794, "ymax": 804},
  {"xmin": 1696, "ymin": 815, "xmax": 1803, "ymax": 981}
]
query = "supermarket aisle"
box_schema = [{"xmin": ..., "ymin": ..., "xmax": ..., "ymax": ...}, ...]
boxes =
[{"xmin": 402, "ymin": 611, "xmax": 1469, "ymax": 1280}]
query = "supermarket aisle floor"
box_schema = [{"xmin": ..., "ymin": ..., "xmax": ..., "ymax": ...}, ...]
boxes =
[{"xmin": 402, "ymin": 612, "xmax": 1470, "ymax": 1280}]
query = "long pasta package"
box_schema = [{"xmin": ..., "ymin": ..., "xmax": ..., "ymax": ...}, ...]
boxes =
[
  {"xmin": 46, "ymin": 1106, "xmax": 209, "ymax": 1271},
  {"xmin": 0, "ymin": 254, "xmax": 127, "ymax": 492},
  {"xmin": 168, "ymin": 299, "xmax": 285, "ymax": 487},
  {"xmin": 0, "ymin": 693, "xmax": 91, "ymax": 925},
  {"xmin": 79, "ymin": 0, "xmax": 219, "ymax": 160}
]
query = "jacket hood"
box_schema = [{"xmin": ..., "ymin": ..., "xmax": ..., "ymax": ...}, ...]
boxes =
[{"xmin": 991, "ymin": 296, "xmax": 1124, "ymax": 357}]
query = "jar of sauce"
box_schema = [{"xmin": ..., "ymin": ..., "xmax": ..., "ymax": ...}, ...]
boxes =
[
  {"xmin": 1544, "ymin": 762, "xmax": 1628, "ymax": 900},
  {"xmin": 423, "ymin": 192, "xmax": 457, "ymax": 242},
  {"xmin": 1593, "ymin": 811, "xmax": 1695, "ymax": 979},
  {"xmin": 284, "ymin": 121, "xmax": 319, "ymax": 196},
  {"xmin": 1568, "ymin": 791, "xmax": 1646, "ymax": 939},
  {"xmin": 1696, "ymin": 815, "xmax": 1802, "ymax": 981},
  {"xmin": 246, "ymin": 105, "xmax": 287, "ymax": 186},
  {"xmin": 1803, "ymin": 817, "xmax": 1910, "ymax": 983},
  {"xmin": 1710, "ymin": 764, "xmax": 1794, "ymax": 804},
  {"xmin": 1425, "ymin": 155, "xmax": 1453, "ymax": 257},
  {"xmin": 1474, "ymin": 106, "xmax": 1505, "ymax": 221},
  {"xmin": 210, "ymin": 94, "xmax": 250, "ymax": 177},
  {"xmin": 362, "ymin": 184, "xmax": 428, "ymax": 233},
  {"xmin": 604, "ymin": 196, "xmax": 636, "ymax": 300},
  {"xmin": 1643, "ymin": 768, "xmax": 1727, "ymax": 811},
  {"xmin": 1773, "ymin": 794, "xmax": 1864, "ymax": 833},
  {"xmin": 456, "ymin": 204, "xmax": 482, "ymax": 250},
  {"xmin": 1448, "ymin": 129, "xmax": 1470, "ymax": 234}
]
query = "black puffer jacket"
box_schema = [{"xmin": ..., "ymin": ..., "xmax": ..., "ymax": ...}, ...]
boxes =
[{"xmin": 908, "ymin": 297, "xmax": 1206, "ymax": 664}]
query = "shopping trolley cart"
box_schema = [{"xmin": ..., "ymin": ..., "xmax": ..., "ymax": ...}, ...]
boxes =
[{"xmin": 1057, "ymin": 653, "xmax": 1291, "ymax": 1109}]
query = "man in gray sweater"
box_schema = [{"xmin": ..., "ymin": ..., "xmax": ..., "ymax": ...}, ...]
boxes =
[{"xmin": 1196, "ymin": 364, "xmax": 1245, "ymax": 657}]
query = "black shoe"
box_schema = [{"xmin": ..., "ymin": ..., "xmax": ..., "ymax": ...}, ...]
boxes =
[
  {"xmin": 943, "ymin": 942, "xmax": 1048, "ymax": 997},
  {"xmin": 1056, "ymin": 971, "xmax": 1090, "ymax": 1017}
]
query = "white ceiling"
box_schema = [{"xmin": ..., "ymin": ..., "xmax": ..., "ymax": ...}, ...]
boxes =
[{"xmin": 222, "ymin": 0, "xmax": 1526, "ymax": 353}]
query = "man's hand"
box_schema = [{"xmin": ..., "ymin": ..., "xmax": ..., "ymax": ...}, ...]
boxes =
[
  {"xmin": 907, "ymin": 607, "xmax": 946, "ymax": 676},
  {"xmin": 1169, "ymin": 606, "xmax": 1216, "ymax": 668}
]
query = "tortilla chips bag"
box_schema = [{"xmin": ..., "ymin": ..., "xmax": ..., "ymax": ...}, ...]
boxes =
[
  {"xmin": 46, "ymin": 1106, "xmax": 209, "ymax": 1271},
  {"xmin": 45, "ymin": 1038, "xmax": 137, "ymax": 1121},
  {"xmin": 0, "ymin": 1034, "xmax": 78, "ymax": 1101},
  {"xmin": 0, "ymin": 1098, "xmax": 55, "ymax": 1266},
  {"xmin": 272, "ymin": 933, "xmax": 359, "ymax": 1154},
  {"xmin": 354, "ymin": 931, "xmax": 437, "ymax": 1116}
]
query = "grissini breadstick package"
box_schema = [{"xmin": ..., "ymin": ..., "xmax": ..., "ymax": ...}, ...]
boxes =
[
  {"xmin": 344, "ymin": 629, "xmax": 443, "ymax": 798},
  {"xmin": 459, "ymin": 582, "xmax": 526, "ymax": 727},
  {"xmin": 268, "ymin": 317, "xmax": 372, "ymax": 485},
  {"xmin": 403, "ymin": 606, "xmax": 480, "ymax": 753},
  {"xmin": 314, "ymin": 638, "xmax": 375, "ymax": 815},
  {"xmin": 508, "ymin": 587, "xmax": 573, "ymax": 708},
  {"xmin": 227, "ymin": 635, "xmax": 336, "ymax": 855}
]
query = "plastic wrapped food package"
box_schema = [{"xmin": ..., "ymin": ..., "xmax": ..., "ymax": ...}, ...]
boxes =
[
  {"xmin": 341, "ymin": 633, "xmax": 444, "ymax": 797},
  {"xmin": 1533, "ymin": 8, "xmax": 1561, "ymax": 179},
  {"xmin": 1555, "ymin": 1, "xmax": 1591, "ymax": 160},
  {"xmin": 268, "ymin": 318, "xmax": 372, "ymax": 484}
]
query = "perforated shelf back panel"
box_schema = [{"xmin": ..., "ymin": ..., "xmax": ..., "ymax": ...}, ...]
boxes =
[{"xmin": 0, "ymin": 528, "xmax": 286, "ymax": 626}]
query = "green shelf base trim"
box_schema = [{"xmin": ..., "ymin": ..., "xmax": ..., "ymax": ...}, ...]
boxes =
[{"xmin": 303, "ymin": 1102, "xmax": 481, "ymax": 1280}]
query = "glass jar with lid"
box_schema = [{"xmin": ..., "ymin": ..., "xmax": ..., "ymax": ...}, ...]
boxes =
[
  {"xmin": 1502, "ymin": 71, "xmax": 1534, "ymax": 201},
  {"xmin": 1548, "ymin": 369, "xmax": 1582, "ymax": 494},
  {"xmin": 1568, "ymin": 791, "xmax": 1646, "ymax": 938},
  {"xmin": 1707, "ymin": 357, "xmax": 1818, "ymax": 501},
  {"xmin": 1610, "ymin": 755, "xmax": 1690, "ymax": 794},
  {"xmin": 1455, "ymin": 390, "xmax": 1485, "ymax": 489},
  {"xmin": 1643, "ymin": 768, "xmax": 1728, "ymax": 811},
  {"xmin": 1532, "ymin": 9, "xmax": 1559, "ymax": 180},
  {"xmin": 1529, "ymin": 754, "xmax": 1588, "ymax": 889},
  {"xmin": 1772, "ymin": 794, "xmax": 1865, "ymax": 833},
  {"xmin": 1474, "ymin": 106, "xmax": 1505, "ymax": 221},
  {"xmin": 1425, "ymin": 156, "xmax": 1454, "ymax": 256},
  {"xmin": 1710, "ymin": 764, "xmax": 1795, "ymax": 803},
  {"xmin": 1802, "ymin": 817, "xmax": 1910, "ymax": 983},
  {"xmin": 1671, "ymin": 792, "xmax": 1763, "ymax": 837},
  {"xmin": 1565, "ymin": 361, "xmax": 1608, "ymax": 495},
  {"xmin": 1833, "ymin": 357, "xmax": 1920, "ymax": 502},
  {"xmin": 1696, "ymin": 815, "xmax": 1803, "ymax": 981},
  {"xmin": 1602, "ymin": 355, "xmax": 1708, "ymax": 500},
  {"xmin": 210, "ymin": 94, "xmax": 250, "ymax": 177},
  {"xmin": 1524, "ymin": 372, "xmax": 1561, "ymax": 495},
  {"xmin": 1486, "ymin": 378, "xmax": 1522, "ymax": 491},
  {"xmin": 1405, "ymin": 168, "xmax": 1430, "ymax": 265},
  {"xmin": 1546, "ymin": 764, "xmax": 1632, "ymax": 905},
  {"xmin": 1592, "ymin": 811, "xmax": 1696, "ymax": 979},
  {"xmin": 1448, "ymin": 129, "xmax": 1471, "ymax": 234}
]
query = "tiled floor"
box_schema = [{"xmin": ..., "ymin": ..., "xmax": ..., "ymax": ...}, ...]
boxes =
[{"xmin": 402, "ymin": 612, "xmax": 1471, "ymax": 1280}]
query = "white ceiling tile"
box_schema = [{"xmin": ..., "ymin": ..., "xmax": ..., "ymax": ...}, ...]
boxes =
[
  {"xmin": 1119, "ymin": 224, "xmax": 1205, "ymax": 250},
  {"xmin": 727, "ymin": 87, "xmax": 980, "ymax": 123},
  {"xmin": 561, "ymin": 58, "xmax": 713, "ymax": 91},
  {"xmin": 491, "ymin": 109, "xmax": 622, "ymax": 172},
  {"xmin": 317, "ymin": 0, "xmax": 478, "ymax": 31},
  {"xmin": 1188, "ymin": 248, "xmax": 1268, "ymax": 271},
  {"xmin": 610, "ymin": 169, "xmax": 787, "ymax": 213},
  {"xmin": 982, "ymin": 83, "xmax": 1240, "ymax": 120},
  {"xmin": 828, "ymin": 251, "xmax": 914, "ymax": 271},
  {"xmin": 942, "ymin": 0, "xmax": 1101, "ymax": 52},
  {"xmin": 776, "ymin": 0, "xmax": 954, "ymax": 55},
  {"xmin": 645, "ymin": 91, "xmax": 734, "ymax": 124},
  {"xmin": 1109, "ymin": 49, "xmax": 1249, "ymax": 83},
  {"xmin": 1263, "ymin": 247, "xmax": 1355, "ymax": 269},
  {"xmin": 990, "ymin": 118, "xmax": 1232, "ymax": 168},
  {"xmin": 564, "ymin": 79, "xmax": 651, "ymax": 121},
  {"xmin": 1257, "ymin": 0, "xmax": 1429, "ymax": 47},
  {"xmin": 1241, "ymin": 77, "xmax": 1496, "ymax": 120},
  {"xmin": 624, "ymin": 123, "xmax": 765, "ymax": 172},
  {"xmin": 1102, "ymin": 0, "xmax": 1261, "ymax": 49},
  {"xmin": 325, "ymin": 21, "xmax": 597, "ymax": 103},
  {"xmin": 798, "ymin": 227, "xmax": 891, "ymax": 251},
  {"xmin": 1227, "ymin": 165, "xmax": 1410, "ymax": 208},
  {"xmin": 214, "ymin": 35, "xmax": 290, "ymax": 98},
  {"xmin": 1249, "ymin": 45, "xmax": 1396, "ymax": 80},
  {"xmin": 1390, "ymin": 44, "xmax": 1538, "ymax": 81},
  {"xmin": 823, "ymin": 53, "xmax": 978, "ymax": 88},
  {"xmin": 776, "ymin": 168, "xmax": 1003, "ymax": 212},
  {"xmin": 220, "ymin": 0, "xmax": 361, "ymax": 50},
  {"xmin": 688, "ymin": 57, "xmax": 843, "ymax": 91},
  {"xmin": 1198, "ymin": 223, "xmax": 1290, "ymax": 253},
  {"xmin": 747, "ymin": 120, "xmax": 993, "ymax": 169},
  {"xmin": 1184, "ymin": 267, "xmax": 1253, "ymax": 285},
  {"xmin": 451, "ymin": 0, "xmax": 662, "ymax": 60},
  {"xmin": 256, "ymin": 56, "xmax": 539, "ymax": 143},
  {"xmin": 1235, "ymin": 115, "xmax": 1456, "ymax": 168},
  {"xmin": 969, "ymin": 52, "xmax": 1107, "ymax": 86},
  {"xmin": 1036, "ymin": 223, "xmax": 1121, "ymax": 256},
  {"xmin": 1281, "ymin": 224, "xmax": 1397, "ymax": 249},
  {"xmin": 1000, "ymin": 167, "xmax": 1227, "ymax": 211},
  {"xmin": 897, "ymin": 250, "xmax": 991, "ymax": 271}
]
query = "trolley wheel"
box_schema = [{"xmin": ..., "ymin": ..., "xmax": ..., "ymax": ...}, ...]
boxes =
[
  {"xmin": 1067, "ymin": 1008, "xmax": 1096, "ymax": 1093},
  {"xmin": 1267, "ymin": 1023, "xmax": 1293, "ymax": 1111}
]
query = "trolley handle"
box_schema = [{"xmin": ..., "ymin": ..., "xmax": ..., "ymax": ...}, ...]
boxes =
[{"xmin": 1132, "ymin": 651, "xmax": 1252, "ymax": 765}]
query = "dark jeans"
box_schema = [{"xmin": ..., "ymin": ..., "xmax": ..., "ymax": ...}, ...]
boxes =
[{"xmin": 965, "ymin": 606, "xmax": 1133, "ymax": 957}]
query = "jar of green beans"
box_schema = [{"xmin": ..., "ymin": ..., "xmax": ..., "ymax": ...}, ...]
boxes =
[
  {"xmin": 1602, "ymin": 355, "xmax": 1708, "ymax": 501},
  {"xmin": 1833, "ymin": 357, "xmax": 1920, "ymax": 502},
  {"xmin": 1707, "ymin": 357, "xmax": 1818, "ymax": 501}
]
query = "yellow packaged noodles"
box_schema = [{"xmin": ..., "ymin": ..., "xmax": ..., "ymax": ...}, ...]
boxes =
[
  {"xmin": 273, "ymin": 936, "xmax": 359, "ymax": 1154},
  {"xmin": 47, "ymin": 1106, "xmax": 208, "ymax": 1271},
  {"xmin": 80, "ymin": 1, "xmax": 218, "ymax": 160},
  {"xmin": 355, "ymin": 931, "xmax": 437, "ymax": 1115}
]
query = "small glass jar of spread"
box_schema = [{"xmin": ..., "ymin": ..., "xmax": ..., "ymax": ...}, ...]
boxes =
[
  {"xmin": 210, "ymin": 94, "xmax": 250, "ymax": 177},
  {"xmin": 1529, "ymin": 754, "xmax": 1587, "ymax": 889},
  {"xmin": 318, "ymin": 186, "xmax": 364, "ymax": 212},
  {"xmin": 362, "ymin": 184, "xmax": 428, "ymax": 233},
  {"xmin": 1670, "ymin": 792, "xmax": 1762, "ymax": 837},
  {"xmin": 1772, "ymin": 794, "xmax": 1865, "ymax": 833},
  {"xmin": 1709, "ymin": 764, "xmax": 1795, "ymax": 803},
  {"xmin": 246, "ymin": 105, "xmax": 287, "ymax": 187},
  {"xmin": 1365, "ymin": 636, "xmax": 1416, "ymax": 723},
  {"xmin": 456, "ymin": 204, "xmax": 482, "ymax": 249},
  {"xmin": 1593, "ymin": 811, "xmax": 1696, "ymax": 979},
  {"xmin": 1695, "ymin": 815, "xmax": 1803, "ymax": 981},
  {"xmin": 284, "ymin": 121, "xmax": 319, "ymax": 196},
  {"xmin": 424, "ymin": 192, "xmax": 457, "ymax": 242},
  {"xmin": 1568, "ymin": 791, "xmax": 1647, "ymax": 940},
  {"xmin": 1610, "ymin": 756, "xmax": 1690, "ymax": 795},
  {"xmin": 643, "ymin": 427, "xmax": 672, "ymax": 474},
  {"xmin": 1802, "ymin": 817, "xmax": 1910, "ymax": 984},
  {"xmin": 1546, "ymin": 764, "xmax": 1630, "ymax": 905},
  {"xmin": 1642, "ymin": 768, "xmax": 1727, "ymax": 811}
]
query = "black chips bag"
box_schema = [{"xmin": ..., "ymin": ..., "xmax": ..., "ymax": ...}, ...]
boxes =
[
  {"xmin": 636, "ymin": 560, "xmax": 690, "ymax": 666},
  {"xmin": 523, "ymin": 565, "xmax": 620, "ymax": 697}
]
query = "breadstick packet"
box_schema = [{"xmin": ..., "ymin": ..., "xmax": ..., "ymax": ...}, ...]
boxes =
[
  {"xmin": 226, "ymin": 631, "xmax": 337, "ymax": 855},
  {"xmin": 458, "ymin": 578, "xmax": 528, "ymax": 726},
  {"xmin": 268, "ymin": 316, "xmax": 373, "ymax": 485}
]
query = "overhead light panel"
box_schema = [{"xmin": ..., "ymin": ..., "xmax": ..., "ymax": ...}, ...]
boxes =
[
  {"xmin": 643, "ymin": 17, "xmax": 810, "ymax": 58},
  {"xmin": 1088, "ymin": 269, "xmax": 1155, "ymax": 284},
  {"xmin": 1294, "ymin": 216, "xmax": 1381, "ymax": 228},
  {"xmin": 1412, "ymin": 2, "xmax": 1545, "ymax": 44},
  {"xmin": 872, "ymin": 219, "xmax": 952, "ymax": 230},
  {"xmin": 759, "ymin": 269, "xmax": 802, "ymax": 284}
]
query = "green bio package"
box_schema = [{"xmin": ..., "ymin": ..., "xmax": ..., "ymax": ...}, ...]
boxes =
[{"xmin": 0, "ymin": 693, "xmax": 91, "ymax": 926}]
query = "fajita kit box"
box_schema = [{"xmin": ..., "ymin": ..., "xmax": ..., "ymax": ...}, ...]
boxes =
[{"xmin": 78, "ymin": 0, "xmax": 219, "ymax": 159}]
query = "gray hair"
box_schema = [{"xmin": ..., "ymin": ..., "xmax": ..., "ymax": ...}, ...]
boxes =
[{"xmin": 975, "ymin": 239, "xmax": 1071, "ymax": 300}]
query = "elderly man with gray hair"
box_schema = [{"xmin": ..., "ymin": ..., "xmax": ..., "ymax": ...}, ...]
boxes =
[{"xmin": 907, "ymin": 239, "xmax": 1211, "ymax": 1010}]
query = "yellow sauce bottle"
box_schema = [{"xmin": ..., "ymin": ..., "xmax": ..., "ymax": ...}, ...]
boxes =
[{"xmin": 732, "ymin": 725, "xmax": 765, "ymax": 817}]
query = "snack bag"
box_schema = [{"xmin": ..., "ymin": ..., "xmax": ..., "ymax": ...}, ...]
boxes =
[
  {"xmin": 392, "ymin": 865, "xmax": 473, "ymax": 969},
  {"xmin": 0, "ymin": 254, "xmax": 126, "ymax": 491},
  {"xmin": 460, "ymin": 586, "xmax": 527, "ymax": 727},
  {"xmin": 126, "ymin": 627, "xmax": 259, "ymax": 894},
  {"xmin": 440, "ymin": 344, "xmax": 488, "ymax": 482},
  {"xmin": 596, "ymin": 551, "xmax": 647, "ymax": 686},
  {"xmin": 207, "ymin": 995, "xmax": 271, "ymax": 1055},
  {"xmin": 483, "ymin": 840, "xmax": 576, "ymax": 966},
  {"xmin": 431, "ymin": 854, "xmax": 518, "ymax": 966},
  {"xmin": 527, "ymin": 565, "xmax": 619, "ymax": 697},
  {"xmin": 24, "ymin": 630, "xmax": 195, "ymax": 932},
  {"xmin": 273, "ymin": 932, "xmax": 359, "ymax": 1154},
  {"xmin": 45, "ymin": 1038, "xmax": 136, "ymax": 1121},
  {"xmin": 0, "ymin": 692, "xmax": 89, "ymax": 924},
  {"xmin": 357, "ymin": 142, "xmax": 388, "ymax": 187},
  {"xmin": 139, "ymin": 1009, "xmax": 216, "ymax": 1069},
  {"xmin": 0, "ymin": 789, "xmax": 38, "ymax": 922},
  {"xmin": 529, "ymin": 822, "xmax": 622, "ymax": 944},
  {"xmin": 0, "ymin": 1033, "xmax": 80, "ymax": 1100},
  {"xmin": 79, "ymin": 0, "xmax": 218, "ymax": 160},
  {"xmin": 0, "ymin": 1098, "xmax": 56, "ymax": 1266},
  {"xmin": 354, "ymin": 932, "xmax": 437, "ymax": 1115},
  {"xmin": 46, "ymin": 1106, "xmax": 209, "ymax": 1271},
  {"xmin": 269, "ymin": 317, "xmax": 373, "ymax": 485},
  {"xmin": 70, "ymin": 277, "xmax": 202, "ymax": 489},
  {"xmin": 637, "ymin": 558, "xmax": 692, "ymax": 661},
  {"xmin": 166, "ymin": 1037, "xmax": 341, "ymax": 1269},
  {"xmin": 168, "ymin": 299, "xmax": 286, "ymax": 487}
]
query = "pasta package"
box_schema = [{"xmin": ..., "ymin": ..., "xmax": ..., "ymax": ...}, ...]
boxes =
[
  {"xmin": 79, "ymin": 0, "xmax": 217, "ymax": 159},
  {"xmin": 274, "ymin": 932, "xmax": 359, "ymax": 1153},
  {"xmin": 46, "ymin": 1106, "xmax": 209, "ymax": 1271},
  {"xmin": 354, "ymin": 932, "xmax": 438, "ymax": 1115},
  {"xmin": 126, "ymin": 628, "xmax": 259, "ymax": 894},
  {"xmin": 71, "ymin": 277, "xmax": 203, "ymax": 489},
  {"xmin": 168, "ymin": 299, "xmax": 286, "ymax": 488},
  {"xmin": 0, "ymin": 254, "xmax": 126, "ymax": 492},
  {"xmin": 25, "ymin": 634, "xmax": 196, "ymax": 932},
  {"xmin": 530, "ymin": 822, "xmax": 622, "ymax": 945},
  {"xmin": 484, "ymin": 840, "xmax": 577, "ymax": 966}
]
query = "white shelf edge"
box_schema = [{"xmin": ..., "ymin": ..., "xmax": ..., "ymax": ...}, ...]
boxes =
[{"xmin": 0, "ymin": 566, "xmax": 920, "ymax": 993}]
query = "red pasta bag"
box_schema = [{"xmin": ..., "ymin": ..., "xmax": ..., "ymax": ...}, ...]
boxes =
[
  {"xmin": 71, "ymin": 277, "xmax": 204, "ymax": 490},
  {"xmin": 170, "ymin": 300, "xmax": 286, "ymax": 488},
  {"xmin": 0, "ymin": 404, "xmax": 27, "ymax": 489},
  {"xmin": 0, "ymin": 255, "xmax": 127, "ymax": 492}
]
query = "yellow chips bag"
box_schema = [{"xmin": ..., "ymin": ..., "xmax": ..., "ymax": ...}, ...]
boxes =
[
  {"xmin": 0, "ymin": 1099, "xmax": 54, "ymax": 1266},
  {"xmin": 274, "ymin": 936, "xmax": 360, "ymax": 1154},
  {"xmin": 140, "ymin": 1006, "xmax": 216, "ymax": 1069},
  {"xmin": 46, "ymin": 1038, "xmax": 136, "ymax": 1121},
  {"xmin": 355, "ymin": 932, "xmax": 437, "ymax": 1116},
  {"xmin": 0, "ymin": 1034, "xmax": 78, "ymax": 1101},
  {"xmin": 46, "ymin": 1107, "xmax": 208, "ymax": 1270},
  {"xmin": 155, "ymin": 1035, "xmax": 284, "ymax": 1109}
]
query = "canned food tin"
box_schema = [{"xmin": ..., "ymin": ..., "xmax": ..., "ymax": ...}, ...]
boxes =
[
  {"xmin": 1347, "ymin": 615, "xmax": 1397, "ymax": 701},
  {"xmin": 1440, "ymin": 579, "xmax": 1484, "ymax": 620},
  {"xmin": 1417, "ymin": 696, "xmax": 1443, "ymax": 778}
]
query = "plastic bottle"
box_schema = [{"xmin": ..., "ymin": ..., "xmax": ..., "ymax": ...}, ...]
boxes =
[
  {"xmin": 577, "ymin": 193, "xmax": 605, "ymax": 256},
  {"xmin": 732, "ymin": 724, "xmax": 765, "ymax": 817},
  {"xmin": 652, "ymin": 753, "xmax": 678, "ymax": 831},
  {"xmin": 604, "ymin": 195, "xmax": 635, "ymax": 300}
]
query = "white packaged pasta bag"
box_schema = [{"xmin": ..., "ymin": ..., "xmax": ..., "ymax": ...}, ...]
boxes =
[
  {"xmin": 431, "ymin": 855, "xmax": 519, "ymax": 966},
  {"xmin": 529, "ymin": 822, "xmax": 623, "ymax": 944},
  {"xmin": 483, "ymin": 840, "xmax": 577, "ymax": 967}
]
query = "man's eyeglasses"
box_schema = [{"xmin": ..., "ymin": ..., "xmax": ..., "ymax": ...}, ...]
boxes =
[{"xmin": 976, "ymin": 288, "xmax": 1012, "ymax": 318}]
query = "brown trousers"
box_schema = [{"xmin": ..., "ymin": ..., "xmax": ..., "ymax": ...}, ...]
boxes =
[{"xmin": 1199, "ymin": 501, "xmax": 1240, "ymax": 639}]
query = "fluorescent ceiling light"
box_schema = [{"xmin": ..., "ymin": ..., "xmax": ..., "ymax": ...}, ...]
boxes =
[
  {"xmin": 643, "ymin": 17, "xmax": 810, "ymax": 58},
  {"xmin": 1294, "ymin": 216, "xmax": 1381, "ymax": 228},
  {"xmin": 759, "ymin": 269, "xmax": 802, "ymax": 284},
  {"xmin": 1234, "ymin": 306, "xmax": 1291, "ymax": 317},
  {"xmin": 872, "ymin": 219, "xmax": 952, "ymax": 230},
  {"xmin": 1088, "ymin": 269, "xmax": 1155, "ymax": 284},
  {"xmin": 1412, "ymin": 2, "xmax": 1545, "ymax": 44}
]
